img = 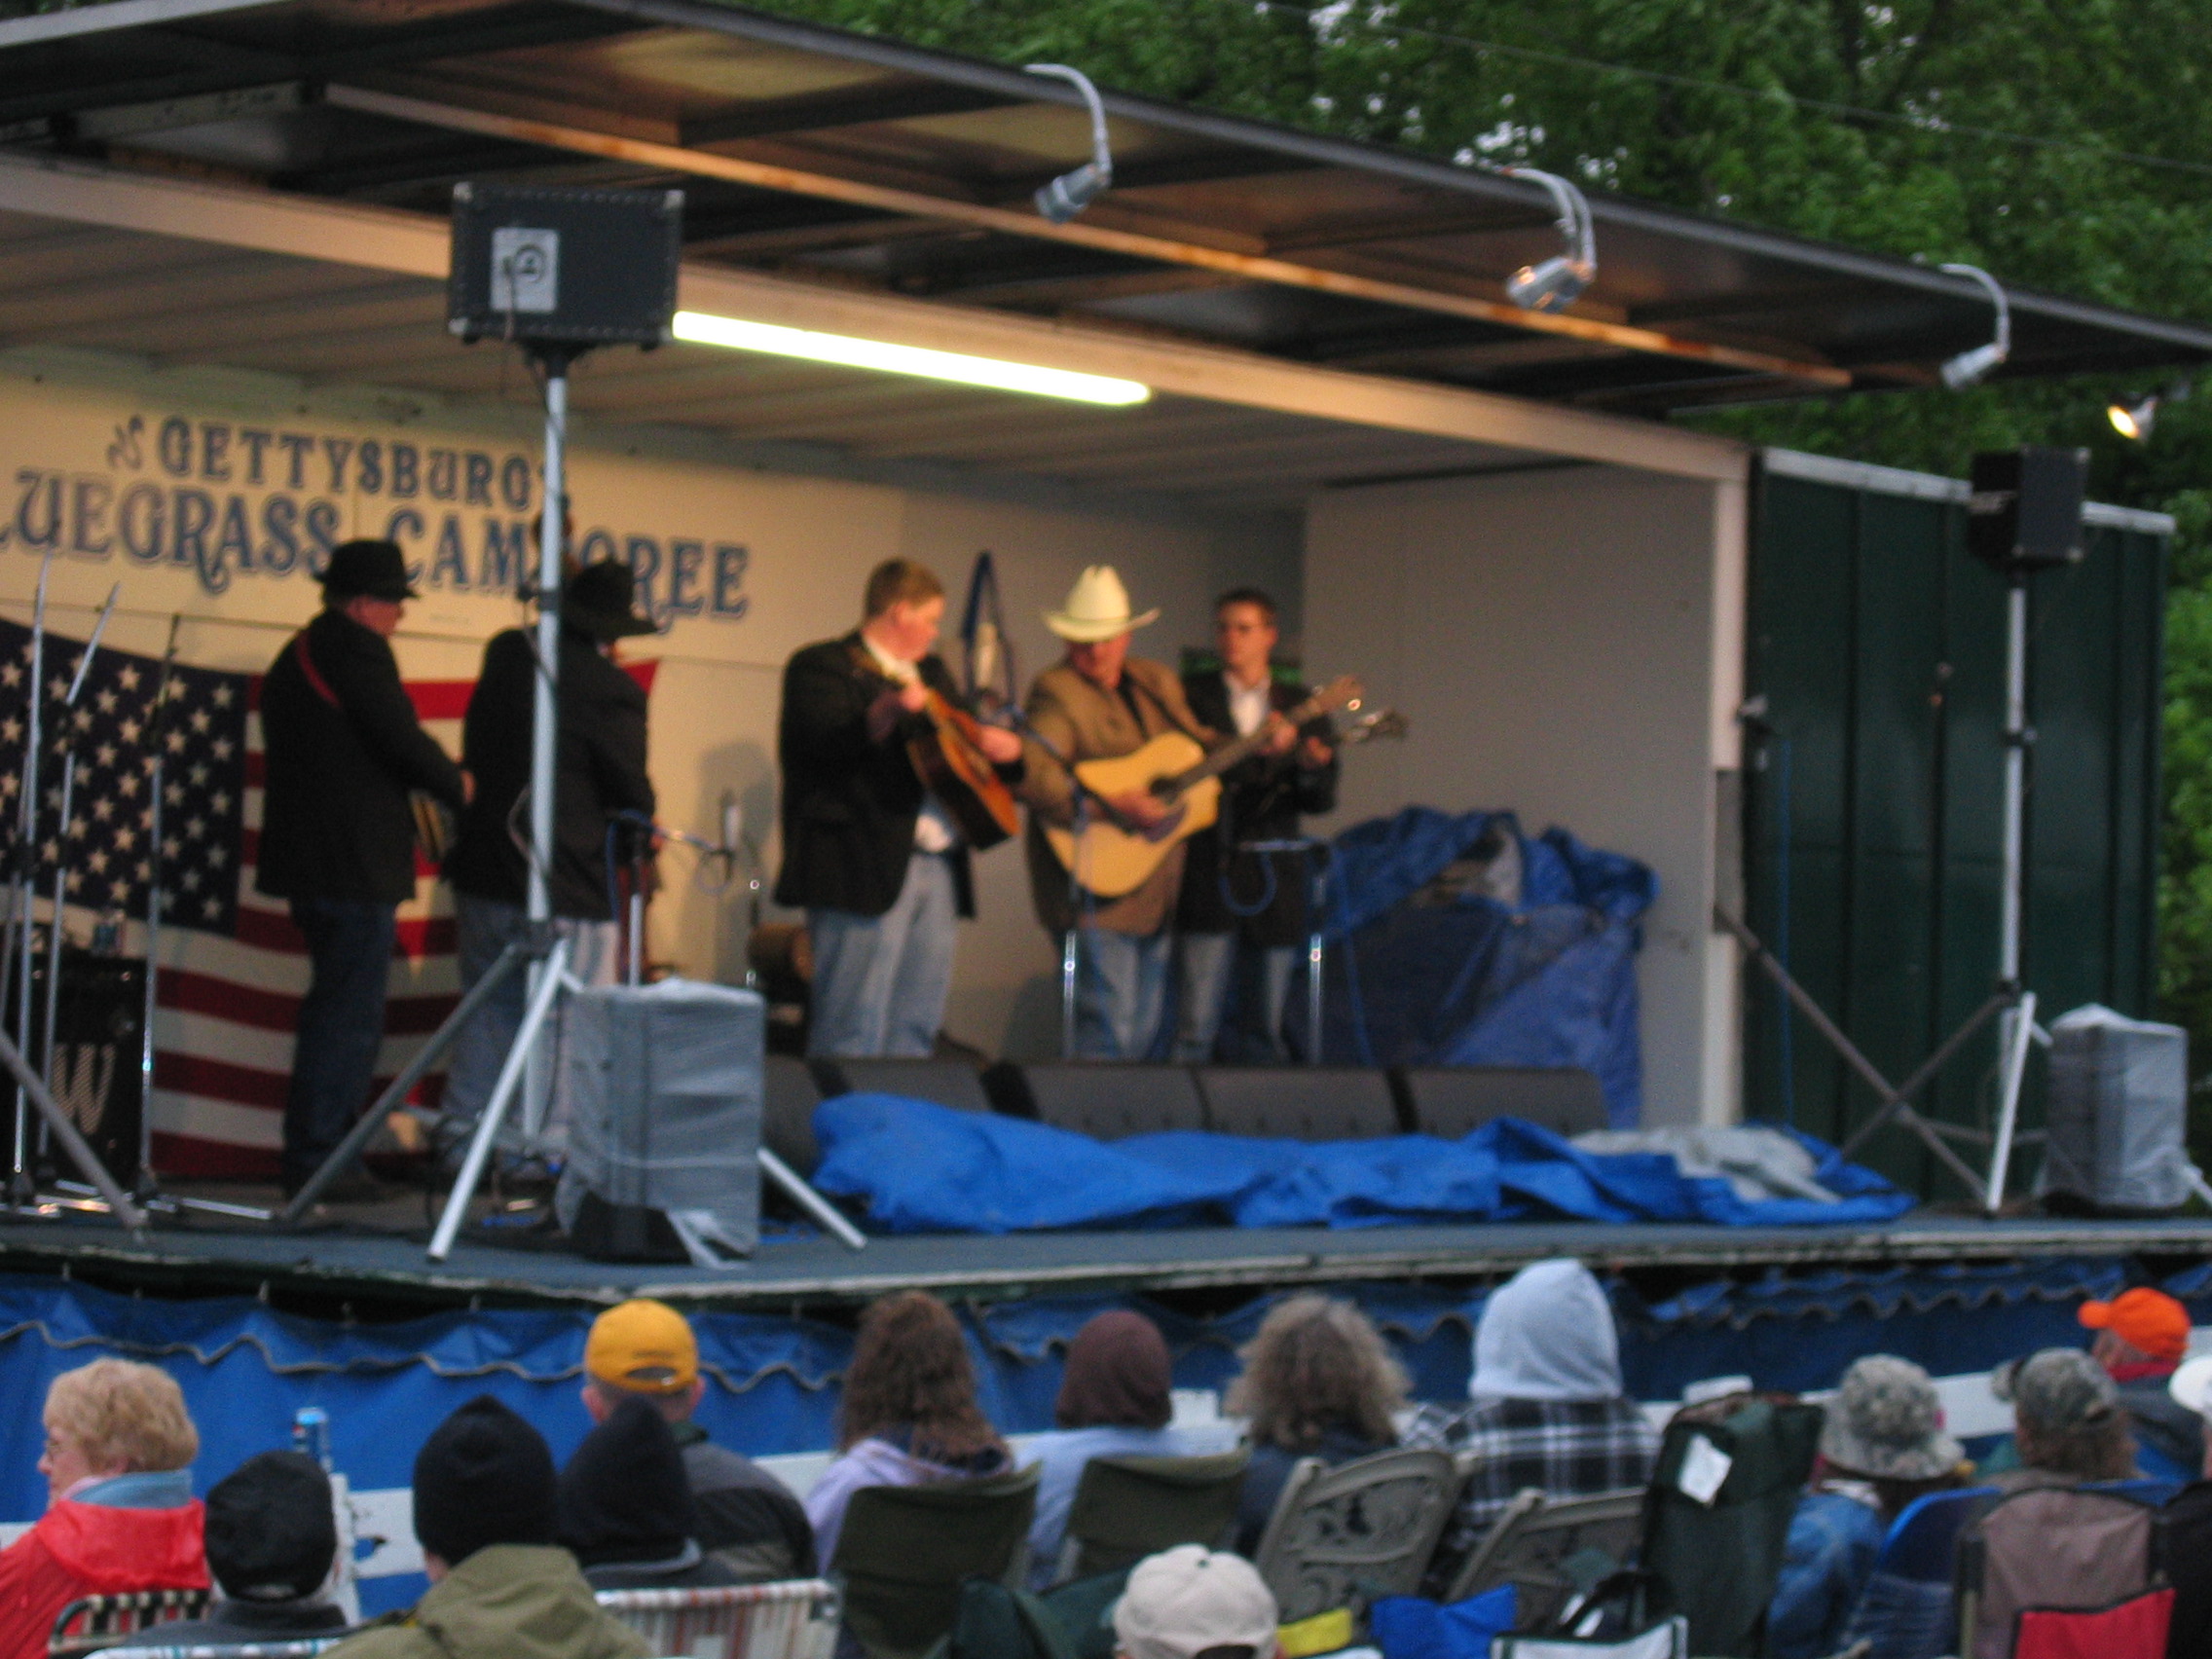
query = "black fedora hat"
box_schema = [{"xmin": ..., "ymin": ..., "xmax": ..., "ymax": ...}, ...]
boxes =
[
  {"xmin": 563, "ymin": 561, "xmax": 657, "ymax": 641},
  {"xmin": 321, "ymin": 538, "xmax": 418, "ymax": 602}
]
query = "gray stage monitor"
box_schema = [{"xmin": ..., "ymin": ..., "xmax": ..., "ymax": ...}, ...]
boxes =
[
  {"xmin": 449, "ymin": 182, "xmax": 682, "ymax": 348},
  {"xmin": 2039, "ymin": 1004, "xmax": 2189, "ymax": 1212}
]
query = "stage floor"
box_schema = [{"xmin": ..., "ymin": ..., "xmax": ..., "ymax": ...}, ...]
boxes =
[{"xmin": 3, "ymin": 1181, "xmax": 2210, "ymax": 1309}]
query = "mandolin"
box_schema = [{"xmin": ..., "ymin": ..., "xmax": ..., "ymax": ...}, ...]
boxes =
[
  {"xmin": 906, "ymin": 685, "xmax": 1020, "ymax": 850},
  {"xmin": 1043, "ymin": 675, "xmax": 1366, "ymax": 898}
]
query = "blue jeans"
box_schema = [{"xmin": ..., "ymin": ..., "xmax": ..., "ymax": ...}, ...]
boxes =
[
  {"xmin": 1172, "ymin": 934, "xmax": 1296, "ymax": 1063},
  {"xmin": 808, "ymin": 851, "xmax": 958, "ymax": 1057},
  {"xmin": 1073, "ymin": 927, "xmax": 1171, "ymax": 1060},
  {"xmin": 440, "ymin": 893, "xmax": 618, "ymax": 1141},
  {"xmin": 283, "ymin": 897, "xmax": 396, "ymax": 1188}
]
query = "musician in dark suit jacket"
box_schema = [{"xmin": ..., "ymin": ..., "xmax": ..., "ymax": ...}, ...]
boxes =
[
  {"xmin": 258, "ymin": 538, "xmax": 468, "ymax": 1198},
  {"xmin": 1171, "ymin": 588, "xmax": 1338, "ymax": 1063},
  {"xmin": 775, "ymin": 559, "xmax": 1024, "ymax": 1057},
  {"xmin": 439, "ymin": 560, "xmax": 658, "ymax": 1149}
]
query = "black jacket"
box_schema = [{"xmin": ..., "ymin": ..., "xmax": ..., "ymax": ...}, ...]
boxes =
[
  {"xmin": 2165, "ymin": 1480, "xmax": 2212, "ymax": 1658},
  {"xmin": 775, "ymin": 633, "xmax": 1006, "ymax": 919},
  {"xmin": 256, "ymin": 608, "xmax": 467, "ymax": 904},
  {"xmin": 1176, "ymin": 671, "xmax": 1339, "ymax": 946},
  {"xmin": 444, "ymin": 628, "xmax": 655, "ymax": 920}
]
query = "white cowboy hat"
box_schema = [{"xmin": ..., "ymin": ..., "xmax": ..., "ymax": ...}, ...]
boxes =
[{"xmin": 1045, "ymin": 565, "xmax": 1161, "ymax": 643}]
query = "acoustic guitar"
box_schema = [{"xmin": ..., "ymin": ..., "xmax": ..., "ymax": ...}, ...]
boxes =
[
  {"xmin": 907, "ymin": 685, "xmax": 1020, "ymax": 850},
  {"xmin": 1043, "ymin": 675, "xmax": 1366, "ymax": 898}
]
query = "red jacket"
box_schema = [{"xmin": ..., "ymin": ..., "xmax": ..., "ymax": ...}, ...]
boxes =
[{"xmin": 0, "ymin": 1499, "xmax": 207, "ymax": 1659}]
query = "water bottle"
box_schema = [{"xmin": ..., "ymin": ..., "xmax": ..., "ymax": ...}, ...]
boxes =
[{"xmin": 292, "ymin": 1405, "xmax": 332, "ymax": 1470}]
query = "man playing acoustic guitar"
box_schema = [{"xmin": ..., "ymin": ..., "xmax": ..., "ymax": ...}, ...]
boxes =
[
  {"xmin": 1016, "ymin": 566, "xmax": 1220, "ymax": 1060},
  {"xmin": 775, "ymin": 559, "xmax": 1025, "ymax": 1057}
]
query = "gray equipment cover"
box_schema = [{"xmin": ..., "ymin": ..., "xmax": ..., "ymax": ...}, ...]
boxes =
[
  {"xmin": 2038, "ymin": 1002, "xmax": 2189, "ymax": 1210},
  {"xmin": 555, "ymin": 977, "xmax": 763, "ymax": 1252}
]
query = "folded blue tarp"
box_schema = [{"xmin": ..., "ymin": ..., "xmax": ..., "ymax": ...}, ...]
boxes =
[{"xmin": 809, "ymin": 1093, "xmax": 1913, "ymax": 1235}]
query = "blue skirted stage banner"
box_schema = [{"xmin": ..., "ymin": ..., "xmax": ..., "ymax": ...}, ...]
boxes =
[{"xmin": 2, "ymin": 1255, "xmax": 2208, "ymax": 1611}]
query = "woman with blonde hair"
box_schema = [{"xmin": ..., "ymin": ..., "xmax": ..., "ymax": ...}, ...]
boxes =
[
  {"xmin": 803, "ymin": 1291, "xmax": 1010, "ymax": 1565},
  {"xmin": 0, "ymin": 1358, "xmax": 208, "ymax": 1659},
  {"xmin": 1227, "ymin": 1294, "xmax": 1408, "ymax": 1551}
]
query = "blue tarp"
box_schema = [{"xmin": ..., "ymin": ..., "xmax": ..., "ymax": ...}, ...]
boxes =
[
  {"xmin": 1284, "ymin": 808, "xmax": 1655, "ymax": 1121},
  {"xmin": 810, "ymin": 1094, "xmax": 1914, "ymax": 1234}
]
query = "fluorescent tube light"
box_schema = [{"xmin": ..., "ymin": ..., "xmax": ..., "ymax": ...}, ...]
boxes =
[{"xmin": 672, "ymin": 311, "xmax": 1150, "ymax": 406}]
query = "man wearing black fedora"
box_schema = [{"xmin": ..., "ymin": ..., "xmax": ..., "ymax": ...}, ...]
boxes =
[
  {"xmin": 438, "ymin": 561, "xmax": 657, "ymax": 1154},
  {"xmin": 259, "ymin": 538, "xmax": 470, "ymax": 1200}
]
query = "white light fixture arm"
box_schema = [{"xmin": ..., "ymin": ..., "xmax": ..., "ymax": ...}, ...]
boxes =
[
  {"xmin": 1937, "ymin": 262, "xmax": 2010, "ymax": 387},
  {"xmin": 1505, "ymin": 165, "xmax": 1596, "ymax": 276},
  {"xmin": 1026, "ymin": 63, "xmax": 1112, "ymax": 183}
]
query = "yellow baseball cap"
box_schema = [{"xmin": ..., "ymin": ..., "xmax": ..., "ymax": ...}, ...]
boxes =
[{"xmin": 584, "ymin": 1299, "xmax": 698, "ymax": 1394}]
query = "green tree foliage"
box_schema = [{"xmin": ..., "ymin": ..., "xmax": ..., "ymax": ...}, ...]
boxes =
[{"xmin": 745, "ymin": 0, "xmax": 2212, "ymax": 1088}]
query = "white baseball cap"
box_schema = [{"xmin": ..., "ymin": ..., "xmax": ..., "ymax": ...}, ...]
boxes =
[
  {"xmin": 1113, "ymin": 1546, "xmax": 1278, "ymax": 1659},
  {"xmin": 2169, "ymin": 1354, "xmax": 2212, "ymax": 1419}
]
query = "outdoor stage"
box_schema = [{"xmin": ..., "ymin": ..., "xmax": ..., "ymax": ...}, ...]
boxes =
[{"xmin": 6, "ymin": 1191, "xmax": 2212, "ymax": 1311}]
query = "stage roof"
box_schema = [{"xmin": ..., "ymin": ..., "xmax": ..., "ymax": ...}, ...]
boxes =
[{"xmin": 0, "ymin": 0, "xmax": 2208, "ymax": 419}]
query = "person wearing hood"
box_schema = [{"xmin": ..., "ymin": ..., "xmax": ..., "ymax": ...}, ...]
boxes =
[
  {"xmin": 1023, "ymin": 1311, "xmax": 1195, "ymax": 1587},
  {"xmin": 804, "ymin": 1291, "xmax": 1011, "ymax": 1567},
  {"xmin": 0, "ymin": 1358, "xmax": 208, "ymax": 1659},
  {"xmin": 1766, "ymin": 1356, "xmax": 1969, "ymax": 1659},
  {"xmin": 1405, "ymin": 1259, "xmax": 1658, "ymax": 1590},
  {"xmin": 154, "ymin": 1451, "xmax": 353, "ymax": 1647},
  {"xmin": 1225, "ymin": 1295, "xmax": 1407, "ymax": 1554},
  {"xmin": 558, "ymin": 1396, "xmax": 738, "ymax": 1590},
  {"xmin": 328, "ymin": 1396, "xmax": 647, "ymax": 1659}
]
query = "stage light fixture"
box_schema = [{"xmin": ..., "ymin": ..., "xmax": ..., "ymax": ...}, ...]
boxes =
[
  {"xmin": 671, "ymin": 311, "xmax": 1152, "ymax": 405},
  {"xmin": 1937, "ymin": 262, "xmax": 2010, "ymax": 388},
  {"xmin": 1502, "ymin": 166, "xmax": 1596, "ymax": 313},
  {"xmin": 1026, "ymin": 63, "xmax": 1114, "ymax": 223}
]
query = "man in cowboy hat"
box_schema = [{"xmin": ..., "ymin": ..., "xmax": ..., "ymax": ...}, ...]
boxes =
[
  {"xmin": 776, "ymin": 558, "xmax": 1026, "ymax": 1057},
  {"xmin": 258, "ymin": 538, "xmax": 470, "ymax": 1199},
  {"xmin": 439, "ymin": 560, "xmax": 659, "ymax": 1150},
  {"xmin": 1017, "ymin": 566, "xmax": 1216, "ymax": 1058}
]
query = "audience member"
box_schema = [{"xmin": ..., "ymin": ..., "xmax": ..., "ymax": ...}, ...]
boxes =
[
  {"xmin": 1225, "ymin": 1294, "xmax": 1407, "ymax": 1554},
  {"xmin": 1112, "ymin": 1545, "xmax": 1280, "ymax": 1659},
  {"xmin": 330, "ymin": 1395, "xmax": 647, "ymax": 1659},
  {"xmin": 1766, "ymin": 1355, "xmax": 1968, "ymax": 1659},
  {"xmin": 560, "ymin": 1395, "xmax": 738, "ymax": 1590},
  {"xmin": 581, "ymin": 1298, "xmax": 816, "ymax": 1580},
  {"xmin": 154, "ymin": 1451, "xmax": 350, "ymax": 1647},
  {"xmin": 804, "ymin": 1290, "xmax": 1012, "ymax": 1566},
  {"xmin": 1988, "ymin": 1347, "xmax": 2137, "ymax": 1489},
  {"xmin": 2079, "ymin": 1286, "xmax": 2203, "ymax": 1480},
  {"xmin": 0, "ymin": 1358, "xmax": 207, "ymax": 1659},
  {"xmin": 2158, "ymin": 1356, "xmax": 2212, "ymax": 1659},
  {"xmin": 1024, "ymin": 1310, "xmax": 1193, "ymax": 1587},
  {"xmin": 1404, "ymin": 1259, "xmax": 1657, "ymax": 1587}
]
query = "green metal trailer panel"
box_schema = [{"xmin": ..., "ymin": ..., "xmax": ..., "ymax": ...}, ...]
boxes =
[{"xmin": 1744, "ymin": 451, "xmax": 2167, "ymax": 1198}]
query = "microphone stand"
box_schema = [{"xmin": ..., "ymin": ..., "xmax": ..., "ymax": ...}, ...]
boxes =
[{"xmin": 992, "ymin": 702, "xmax": 1107, "ymax": 1061}]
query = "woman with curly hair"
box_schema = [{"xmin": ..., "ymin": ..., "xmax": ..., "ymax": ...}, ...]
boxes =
[
  {"xmin": 0, "ymin": 1359, "xmax": 208, "ymax": 1659},
  {"xmin": 804, "ymin": 1290, "xmax": 1010, "ymax": 1564},
  {"xmin": 1226, "ymin": 1294, "xmax": 1408, "ymax": 1552}
]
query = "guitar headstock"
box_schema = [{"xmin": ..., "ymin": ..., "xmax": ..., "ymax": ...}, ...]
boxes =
[
  {"xmin": 1307, "ymin": 675, "xmax": 1364, "ymax": 718},
  {"xmin": 1341, "ymin": 708, "xmax": 1409, "ymax": 745}
]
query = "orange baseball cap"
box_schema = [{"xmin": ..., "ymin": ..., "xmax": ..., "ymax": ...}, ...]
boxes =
[
  {"xmin": 2078, "ymin": 1286, "xmax": 2191, "ymax": 1363},
  {"xmin": 584, "ymin": 1299, "xmax": 699, "ymax": 1394}
]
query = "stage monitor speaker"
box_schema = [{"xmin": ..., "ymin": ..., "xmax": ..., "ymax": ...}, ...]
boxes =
[
  {"xmin": 1968, "ymin": 447, "xmax": 2088, "ymax": 574},
  {"xmin": 1396, "ymin": 1066, "xmax": 1606, "ymax": 1141},
  {"xmin": 2039, "ymin": 1005, "xmax": 2189, "ymax": 1213},
  {"xmin": 984, "ymin": 1061, "xmax": 1207, "ymax": 1139},
  {"xmin": 1197, "ymin": 1066, "xmax": 1403, "ymax": 1141},
  {"xmin": 762, "ymin": 1054, "xmax": 822, "ymax": 1178},
  {"xmin": 4, "ymin": 950, "xmax": 143, "ymax": 1188},
  {"xmin": 448, "ymin": 182, "xmax": 682, "ymax": 348},
  {"xmin": 809, "ymin": 1057, "xmax": 993, "ymax": 1114},
  {"xmin": 559, "ymin": 979, "xmax": 761, "ymax": 1259}
]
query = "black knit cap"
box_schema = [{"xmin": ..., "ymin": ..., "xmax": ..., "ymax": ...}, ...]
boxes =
[
  {"xmin": 556, "ymin": 1394, "xmax": 696, "ymax": 1567},
  {"xmin": 321, "ymin": 538, "xmax": 418, "ymax": 602},
  {"xmin": 412, "ymin": 1395, "xmax": 559, "ymax": 1567},
  {"xmin": 206, "ymin": 1451, "xmax": 338, "ymax": 1603}
]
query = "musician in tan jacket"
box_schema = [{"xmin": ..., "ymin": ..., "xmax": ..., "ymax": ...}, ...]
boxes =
[{"xmin": 1017, "ymin": 566, "xmax": 1217, "ymax": 1059}]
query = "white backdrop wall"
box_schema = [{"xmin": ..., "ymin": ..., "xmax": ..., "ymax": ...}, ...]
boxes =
[
  {"xmin": 0, "ymin": 347, "xmax": 1300, "ymax": 1072},
  {"xmin": 1304, "ymin": 465, "xmax": 1743, "ymax": 1126}
]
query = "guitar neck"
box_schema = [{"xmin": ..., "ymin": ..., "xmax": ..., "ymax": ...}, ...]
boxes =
[{"xmin": 1166, "ymin": 689, "xmax": 1331, "ymax": 793}]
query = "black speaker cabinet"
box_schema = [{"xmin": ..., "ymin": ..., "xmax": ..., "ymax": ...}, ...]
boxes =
[
  {"xmin": 4, "ymin": 949, "xmax": 144, "ymax": 1187},
  {"xmin": 984, "ymin": 1061, "xmax": 1208, "ymax": 1139},
  {"xmin": 807, "ymin": 1056, "xmax": 993, "ymax": 1114},
  {"xmin": 1196, "ymin": 1066, "xmax": 1404, "ymax": 1141},
  {"xmin": 1968, "ymin": 447, "xmax": 2088, "ymax": 574},
  {"xmin": 449, "ymin": 183, "xmax": 682, "ymax": 348}
]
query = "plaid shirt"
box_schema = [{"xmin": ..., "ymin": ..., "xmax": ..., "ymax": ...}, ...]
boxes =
[{"xmin": 1405, "ymin": 1395, "xmax": 1660, "ymax": 1582}]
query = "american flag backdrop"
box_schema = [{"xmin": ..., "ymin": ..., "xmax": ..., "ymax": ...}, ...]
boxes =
[{"xmin": 0, "ymin": 616, "xmax": 470, "ymax": 1178}]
